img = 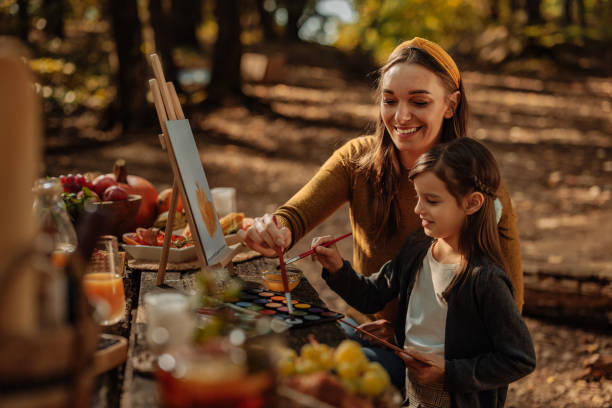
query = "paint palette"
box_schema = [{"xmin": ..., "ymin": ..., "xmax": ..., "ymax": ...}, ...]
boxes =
[{"xmin": 228, "ymin": 286, "xmax": 344, "ymax": 330}]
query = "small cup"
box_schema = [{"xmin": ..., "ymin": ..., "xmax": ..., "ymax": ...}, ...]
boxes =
[
  {"xmin": 262, "ymin": 268, "xmax": 302, "ymax": 292},
  {"xmin": 144, "ymin": 291, "xmax": 196, "ymax": 353},
  {"xmin": 211, "ymin": 187, "xmax": 237, "ymax": 217},
  {"xmin": 82, "ymin": 236, "xmax": 126, "ymax": 326}
]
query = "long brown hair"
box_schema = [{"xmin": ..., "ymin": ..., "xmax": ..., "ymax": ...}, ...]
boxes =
[
  {"xmin": 409, "ymin": 138, "xmax": 508, "ymax": 294},
  {"xmin": 358, "ymin": 46, "xmax": 469, "ymax": 241}
]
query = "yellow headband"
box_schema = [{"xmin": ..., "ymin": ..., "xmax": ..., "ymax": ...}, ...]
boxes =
[{"xmin": 392, "ymin": 37, "xmax": 460, "ymax": 88}]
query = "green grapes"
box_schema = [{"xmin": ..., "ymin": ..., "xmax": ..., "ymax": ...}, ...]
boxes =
[
  {"xmin": 360, "ymin": 362, "xmax": 391, "ymax": 396},
  {"xmin": 276, "ymin": 339, "xmax": 391, "ymax": 398}
]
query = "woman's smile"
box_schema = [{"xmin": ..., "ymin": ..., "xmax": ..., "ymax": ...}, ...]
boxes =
[{"xmin": 395, "ymin": 126, "xmax": 422, "ymax": 137}]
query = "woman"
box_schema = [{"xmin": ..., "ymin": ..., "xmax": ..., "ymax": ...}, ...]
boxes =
[{"xmin": 239, "ymin": 36, "xmax": 523, "ymax": 332}]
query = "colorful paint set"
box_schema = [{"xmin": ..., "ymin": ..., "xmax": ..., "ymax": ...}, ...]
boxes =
[{"xmin": 228, "ymin": 286, "xmax": 344, "ymax": 330}]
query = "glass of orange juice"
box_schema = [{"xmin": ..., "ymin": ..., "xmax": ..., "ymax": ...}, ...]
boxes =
[{"xmin": 83, "ymin": 235, "xmax": 126, "ymax": 326}]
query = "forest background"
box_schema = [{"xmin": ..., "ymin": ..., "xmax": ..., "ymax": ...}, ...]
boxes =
[{"xmin": 1, "ymin": 0, "xmax": 611, "ymax": 406}]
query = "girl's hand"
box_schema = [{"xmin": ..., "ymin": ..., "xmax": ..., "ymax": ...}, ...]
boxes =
[
  {"xmin": 238, "ymin": 213, "xmax": 291, "ymax": 257},
  {"xmin": 356, "ymin": 319, "xmax": 395, "ymax": 345},
  {"xmin": 311, "ymin": 235, "xmax": 343, "ymax": 273},
  {"xmin": 396, "ymin": 349, "xmax": 445, "ymax": 385}
]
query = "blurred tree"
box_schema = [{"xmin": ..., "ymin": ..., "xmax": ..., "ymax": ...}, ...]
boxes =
[
  {"xmin": 108, "ymin": 0, "xmax": 150, "ymax": 130},
  {"xmin": 281, "ymin": 0, "xmax": 308, "ymax": 41},
  {"xmin": 17, "ymin": 0, "xmax": 29, "ymax": 41},
  {"xmin": 489, "ymin": 0, "xmax": 500, "ymax": 21},
  {"xmin": 563, "ymin": 0, "xmax": 586, "ymax": 27},
  {"xmin": 336, "ymin": 0, "xmax": 482, "ymax": 63},
  {"xmin": 42, "ymin": 0, "xmax": 65, "ymax": 39},
  {"xmin": 171, "ymin": 0, "xmax": 201, "ymax": 48},
  {"xmin": 149, "ymin": 0, "xmax": 179, "ymax": 88},
  {"xmin": 525, "ymin": 0, "xmax": 543, "ymax": 24},
  {"xmin": 256, "ymin": 0, "xmax": 277, "ymax": 40},
  {"xmin": 207, "ymin": 0, "xmax": 243, "ymax": 103},
  {"xmin": 509, "ymin": 0, "xmax": 522, "ymax": 14}
]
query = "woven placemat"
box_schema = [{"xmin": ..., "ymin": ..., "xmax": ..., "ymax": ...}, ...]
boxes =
[{"xmin": 127, "ymin": 259, "xmax": 200, "ymax": 271}]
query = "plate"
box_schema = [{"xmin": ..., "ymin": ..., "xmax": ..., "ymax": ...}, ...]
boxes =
[{"xmin": 122, "ymin": 244, "xmax": 197, "ymax": 263}]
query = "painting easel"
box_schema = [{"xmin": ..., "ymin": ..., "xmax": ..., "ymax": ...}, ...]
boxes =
[{"xmin": 148, "ymin": 54, "xmax": 242, "ymax": 286}]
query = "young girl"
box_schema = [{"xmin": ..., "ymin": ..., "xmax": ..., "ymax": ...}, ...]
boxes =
[{"xmin": 311, "ymin": 138, "xmax": 536, "ymax": 408}]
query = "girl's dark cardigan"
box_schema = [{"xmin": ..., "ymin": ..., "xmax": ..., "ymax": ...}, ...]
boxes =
[{"xmin": 322, "ymin": 230, "xmax": 536, "ymax": 408}]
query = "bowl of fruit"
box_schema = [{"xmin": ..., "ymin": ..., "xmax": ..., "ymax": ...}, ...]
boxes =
[
  {"xmin": 276, "ymin": 338, "xmax": 402, "ymax": 408},
  {"xmin": 60, "ymin": 173, "xmax": 142, "ymax": 236}
]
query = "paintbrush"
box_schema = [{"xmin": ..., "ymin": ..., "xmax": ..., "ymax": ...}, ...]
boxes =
[
  {"xmin": 339, "ymin": 318, "xmax": 432, "ymax": 365},
  {"xmin": 284, "ymin": 232, "xmax": 352, "ymax": 265}
]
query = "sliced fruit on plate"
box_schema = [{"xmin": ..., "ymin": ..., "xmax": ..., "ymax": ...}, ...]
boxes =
[{"xmin": 122, "ymin": 227, "xmax": 193, "ymax": 248}]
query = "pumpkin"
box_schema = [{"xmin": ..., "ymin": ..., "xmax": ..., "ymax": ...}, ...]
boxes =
[
  {"xmin": 109, "ymin": 159, "xmax": 158, "ymax": 228},
  {"xmin": 157, "ymin": 187, "xmax": 184, "ymax": 213}
]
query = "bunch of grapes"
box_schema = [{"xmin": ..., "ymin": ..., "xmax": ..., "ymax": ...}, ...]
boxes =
[
  {"xmin": 277, "ymin": 339, "xmax": 391, "ymax": 397},
  {"xmin": 59, "ymin": 173, "xmax": 94, "ymax": 194}
]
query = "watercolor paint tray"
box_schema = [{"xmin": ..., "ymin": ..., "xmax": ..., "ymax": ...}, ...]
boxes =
[{"xmin": 228, "ymin": 286, "xmax": 345, "ymax": 330}]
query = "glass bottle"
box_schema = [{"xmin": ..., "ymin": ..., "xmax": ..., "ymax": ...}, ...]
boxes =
[
  {"xmin": 32, "ymin": 177, "xmax": 78, "ymax": 261},
  {"xmin": 32, "ymin": 177, "xmax": 77, "ymax": 327}
]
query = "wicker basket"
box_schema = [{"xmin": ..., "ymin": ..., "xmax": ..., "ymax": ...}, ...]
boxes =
[
  {"xmin": 0, "ymin": 319, "xmax": 99, "ymax": 408},
  {"xmin": 0, "ymin": 255, "xmax": 100, "ymax": 407}
]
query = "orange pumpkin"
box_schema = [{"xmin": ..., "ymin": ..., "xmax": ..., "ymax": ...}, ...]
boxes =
[
  {"xmin": 157, "ymin": 187, "xmax": 184, "ymax": 214},
  {"xmin": 109, "ymin": 159, "xmax": 158, "ymax": 228}
]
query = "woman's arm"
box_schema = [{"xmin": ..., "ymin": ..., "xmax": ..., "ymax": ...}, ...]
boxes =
[
  {"xmin": 444, "ymin": 268, "xmax": 536, "ymax": 393},
  {"xmin": 240, "ymin": 138, "xmax": 361, "ymax": 256},
  {"xmin": 274, "ymin": 142, "xmax": 355, "ymax": 246}
]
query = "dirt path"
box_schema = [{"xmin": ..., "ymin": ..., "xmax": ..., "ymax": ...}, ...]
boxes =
[{"xmin": 44, "ymin": 62, "xmax": 612, "ymax": 407}]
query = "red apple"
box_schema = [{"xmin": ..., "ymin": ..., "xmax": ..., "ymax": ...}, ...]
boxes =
[
  {"xmin": 93, "ymin": 175, "xmax": 117, "ymax": 195},
  {"xmin": 102, "ymin": 185, "xmax": 129, "ymax": 201}
]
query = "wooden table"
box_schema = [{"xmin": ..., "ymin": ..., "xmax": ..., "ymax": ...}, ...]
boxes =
[{"xmin": 93, "ymin": 256, "xmax": 347, "ymax": 408}]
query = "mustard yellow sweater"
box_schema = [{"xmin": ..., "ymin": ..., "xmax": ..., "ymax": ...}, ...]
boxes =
[{"xmin": 275, "ymin": 136, "xmax": 524, "ymax": 312}]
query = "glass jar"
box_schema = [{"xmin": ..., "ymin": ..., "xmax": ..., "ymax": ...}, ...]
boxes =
[{"xmin": 32, "ymin": 177, "xmax": 78, "ymax": 262}]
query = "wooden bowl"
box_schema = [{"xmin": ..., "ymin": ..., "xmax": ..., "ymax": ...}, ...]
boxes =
[{"xmin": 91, "ymin": 194, "xmax": 142, "ymax": 236}]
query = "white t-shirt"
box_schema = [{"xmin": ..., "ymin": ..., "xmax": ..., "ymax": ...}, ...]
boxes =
[{"xmin": 403, "ymin": 243, "xmax": 458, "ymax": 356}]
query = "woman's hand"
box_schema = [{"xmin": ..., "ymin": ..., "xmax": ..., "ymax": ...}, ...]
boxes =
[
  {"xmin": 238, "ymin": 213, "xmax": 291, "ymax": 257},
  {"xmin": 311, "ymin": 235, "xmax": 344, "ymax": 273},
  {"xmin": 396, "ymin": 348, "xmax": 445, "ymax": 385},
  {"xmin": 356, "ymin": 319, "xmax": 396, "ymax": 345}
]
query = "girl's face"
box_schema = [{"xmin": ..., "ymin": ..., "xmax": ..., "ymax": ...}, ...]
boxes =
[
  {"xmin": 380, "ymin": 63, "xmax": 457, "ymax": 168},
  {"xmin": 413, "ymin": 171, "xmax": 468, "ymax": 246}
]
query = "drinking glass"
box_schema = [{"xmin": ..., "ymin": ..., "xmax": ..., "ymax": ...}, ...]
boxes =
[
  {"xmin": 82, "ymin": 235, "xmax": 126, "ymax": 326},
  {"xmin": 210, "ymin": 187, "xmax": 236, "ymax": 217}
]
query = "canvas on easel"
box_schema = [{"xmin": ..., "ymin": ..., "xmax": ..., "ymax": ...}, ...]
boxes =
[
  {"xmin": 147, "ymin": 53, "xmax": 242, "ymax": 286},
  {"xmin": 164, "ymin": 120, "xmax": 227, "ymax": 265}
]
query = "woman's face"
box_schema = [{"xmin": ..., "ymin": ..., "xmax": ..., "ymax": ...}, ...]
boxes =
[{"xmin": 380, "ymin": 63, "xmax": 456, "ymax": 168}]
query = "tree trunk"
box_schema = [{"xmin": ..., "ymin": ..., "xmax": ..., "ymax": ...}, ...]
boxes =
[
  {"xmin": 108, "ymin": 0, "xmax": 151, "ymax": 130},
  {"xmin": 283, "ymin": 0, "xmax": 307, "ymax": 41},
  {"xmin": 563, "ymin": 0, "xmax": 587, "ymax": 26},
  {"xmin": 149, "ymin": 0, "xmax": 179, "ymax": 88},
  {"xmin": 170, "ymin": 0, "xmax": 201, "ymax": 48},
  {"xmin": 489, "ymin": 0, "xmax": 500, "ymax": 21},
  {"xmin": 509, "ymin": 0, "xmax": 521, "ymax": 14},
  {"xmin": 563, "ymin": 0, "xmax": 573, "ymax": 24},
  {"xmin": 42, "ymin": 0, "xmax": 65, "ymax": 39},
  {"xmin": 577, "ymin": 0, "xmax": 586, "ymax": 27},
  {"xmin": 256, "ymin": 0, "xmax": 276, "ymax": 40},
  {"xmin": 208, "ymin": 0, "xmax": 243, "ymax": 102},
  {"xmin": 525, "ymin": 0, "xmax": 544, "ymax": 25},
  {"xmin": 17, "ymin": 0, "xmax": 29, "ymax": 41}
]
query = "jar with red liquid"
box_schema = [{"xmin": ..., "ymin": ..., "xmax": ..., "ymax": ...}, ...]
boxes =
[{"xmin": 155, "ymin": 335, "xmax": 278, "ymax": 408}]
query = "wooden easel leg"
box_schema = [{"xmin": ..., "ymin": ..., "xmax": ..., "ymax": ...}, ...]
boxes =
[{"xmin": 156, "ymin": 180, "xmax": 180, "ymax": 286}]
